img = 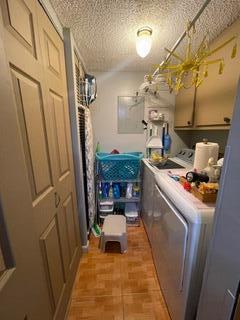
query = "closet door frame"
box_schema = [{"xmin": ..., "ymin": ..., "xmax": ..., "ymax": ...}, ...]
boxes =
[{"xmin": 63, "ymin": 28, "xmax": 88, "ymax": 249}]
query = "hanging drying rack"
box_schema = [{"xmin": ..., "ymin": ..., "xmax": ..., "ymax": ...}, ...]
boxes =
[{"xmin": 151, "ymin": 0, "xmax": 212, "ymax": 78}]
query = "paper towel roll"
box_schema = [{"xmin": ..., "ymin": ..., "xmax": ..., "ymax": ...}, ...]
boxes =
[{"xmin": 193, "ymin": 141, "xmax": 219, "ymax": 171}]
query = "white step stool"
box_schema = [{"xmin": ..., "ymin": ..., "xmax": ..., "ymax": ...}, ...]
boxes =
[{"xmin": 99, "ymin": 215, "xmax": 127, "ymax": 253}]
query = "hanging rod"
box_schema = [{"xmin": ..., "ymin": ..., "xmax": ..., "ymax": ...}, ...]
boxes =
[{"xmin": 152, "ymin": 0, "xmax": 212, "ymax": 77}]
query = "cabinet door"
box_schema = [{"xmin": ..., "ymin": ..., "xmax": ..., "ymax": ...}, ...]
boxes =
[
  {"xmin": 141, "ymin": 163, "xmax": 155, "ymax": 241},
  {"xmin": 195, "ymin": 20, "xmax": 240, "ymax": 127},
  {"xmin": 174, "ymin": 74, "xmax": 195, "ymax": 128}
]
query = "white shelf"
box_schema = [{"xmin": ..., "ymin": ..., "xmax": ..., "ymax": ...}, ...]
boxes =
[{"xmin": 98, "ymin": 197, "xmax": 140, "ymax": 203}]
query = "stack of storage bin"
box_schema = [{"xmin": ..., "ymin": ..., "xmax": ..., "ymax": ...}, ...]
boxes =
[{"xmin": 96, "ymin": 152, "xmax": 143, "ymax": 225}]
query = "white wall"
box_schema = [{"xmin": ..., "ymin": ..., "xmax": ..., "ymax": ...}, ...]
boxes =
[
  {"xmin": 91, "ymin": 71, "xmax": 188, "ymax": 155},
  {"xmin": 91, "ymin": 71, "xmax": 146, "ymax": 153},
  {"xmin": 144, "ymin": 93, "xmax": 190, "ymax": 156},
  {"xmin": 189, "ymin": 130, "xmax": 229, "ymax": 155}
]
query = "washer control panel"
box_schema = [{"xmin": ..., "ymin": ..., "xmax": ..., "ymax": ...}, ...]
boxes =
[{"xmin": 176, "ymin": 148, "xmax": 195, "ymax": 164}]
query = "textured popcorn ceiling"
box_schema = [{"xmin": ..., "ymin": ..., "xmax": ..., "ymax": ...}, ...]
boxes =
[{"xmin": 50, "ymin": 0, "xmax": 240, "ymax": 72}]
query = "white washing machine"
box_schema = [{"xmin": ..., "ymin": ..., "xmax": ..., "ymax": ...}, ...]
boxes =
[{"xmin": 143, "ymin": 151, "xmax": 215, "ymax": 320}]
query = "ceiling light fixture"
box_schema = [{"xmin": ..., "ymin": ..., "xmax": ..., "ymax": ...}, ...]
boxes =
[{"xmin": 136, "ymin": 26, "xmax": 152, "ymax": 58}]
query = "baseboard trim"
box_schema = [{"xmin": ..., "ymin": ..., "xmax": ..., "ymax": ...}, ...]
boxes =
[{"xmin": 81, "ymin": 241, "xmax": 89, "ymax": 253}]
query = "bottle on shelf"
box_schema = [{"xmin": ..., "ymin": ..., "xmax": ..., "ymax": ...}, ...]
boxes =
[
  {"xmin": 132, "ymin": 182, "xmax": 140, "ymax": 197},
  {"xmin": 99, "ymin": 182, "xmax": 103, "ymax": 200},
  {"xmin": 113, "ymin": 183, "xmax": 120, "ymax": 199},
  {"xmin": 102, "ymin": 182, "xmax": 109, "ymax": 198},
  {"xmin": 109, "ymin": 182, "xmax": 113, "ymax": 198},
  {"xmin": 126, "ymin": 183, "xmax": 133, "ymax": 199},
  {"xmin": 120, "ymin": 182, "xmax": 126, "ymax": 197}
]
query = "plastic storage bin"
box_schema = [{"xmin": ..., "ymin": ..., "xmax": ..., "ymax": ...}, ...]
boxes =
[
  {"xmin": 99, "ymin": 201, "xmax": 114, "ymax": 213},
  {"xmin": 96, "ymin": 152, "xmax": 143, "ymax": 181},
  {"xmin": 125, "ymin": 202, "xmax": 140, "ymax": 226}
]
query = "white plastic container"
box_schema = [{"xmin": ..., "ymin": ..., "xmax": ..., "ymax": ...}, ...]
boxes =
[
  {"xmin": 125, "ymin": 203, "xmax": 138, "ymax": 217},
  {"xmin": 99, "ymin": 201, "xmax": 114, "ymax": 213}
]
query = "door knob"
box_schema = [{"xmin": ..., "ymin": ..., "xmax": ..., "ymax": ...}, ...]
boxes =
[
  {"xmin": 187, "ymin": 121, "xmax": 191, "ymax": 126},
  {"xmin": 54, "ymin": 192, "xmax": 61, "ymax": 208},
  {"xmin": 224, "ymin": 117, "xmax": 231, "ymax": 124}
]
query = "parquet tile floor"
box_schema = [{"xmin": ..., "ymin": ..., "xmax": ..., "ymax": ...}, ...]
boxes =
[{"xmin": 67, "ymin": 221, "xmax": 171, "ymax": 320}]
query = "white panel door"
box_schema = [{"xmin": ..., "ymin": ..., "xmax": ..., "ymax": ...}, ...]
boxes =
[{"xmin": 0, "ymin": 0, "xmax": 81, "ymax": 318}]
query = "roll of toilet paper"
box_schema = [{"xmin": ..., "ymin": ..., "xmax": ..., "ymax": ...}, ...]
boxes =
[{"xmin": 193, "ymin": 141, "xmax": 219, "ymax": 171}]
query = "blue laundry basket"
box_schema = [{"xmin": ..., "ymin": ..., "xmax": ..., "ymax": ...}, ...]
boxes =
[{"xmin": 96, "ymin": 152, "xmax": 143, "ymax": 181}]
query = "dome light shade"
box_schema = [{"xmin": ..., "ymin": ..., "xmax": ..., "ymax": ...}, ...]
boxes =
[{"xmin": 136, "ymin": 27, "xmax": 152, "ymax": 58}]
